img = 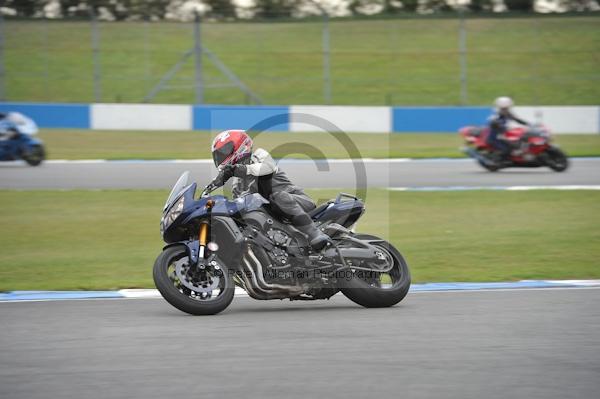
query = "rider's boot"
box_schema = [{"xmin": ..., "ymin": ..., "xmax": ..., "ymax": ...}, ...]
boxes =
[{"xmin": 293, "ymin": 215, "xmax": 330, "ymax": 251}]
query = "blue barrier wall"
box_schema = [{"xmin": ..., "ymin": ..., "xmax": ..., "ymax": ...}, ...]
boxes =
[
  {"xmin": 392, "ymin": 107, "xmax": 492, "ymax": 132},
  {"xmin": 1, "ymin": 102, "xmax": 598, "ymax": 133},
  {"xmin": 0, "ymin": 103, "xmax": 90, "ymax": 129},
  {"xmin": 193, "ymin": 105, "xmax": 289, "ymax": 131}
]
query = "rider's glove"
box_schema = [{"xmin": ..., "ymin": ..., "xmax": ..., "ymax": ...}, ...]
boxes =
[
  {"xmin": 212, "ymin": 165, "xmax": 246, "ymax": 188},
  {"xmin": 211, "ymin": 170, "xmax": 227, "ymax": 188}
]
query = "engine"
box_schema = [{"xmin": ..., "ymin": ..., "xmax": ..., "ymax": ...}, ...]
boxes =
[
  {"xmin": 266, "ymin": 228, "xmax": 290, "ymax": 266},
  {"xmin": 236, "ymin": 210, "xmax": 337, "ymax": 301}
]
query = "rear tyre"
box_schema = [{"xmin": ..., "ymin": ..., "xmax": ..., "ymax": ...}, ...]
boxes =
[
  {"xmin": 472, "ymin": 149, "xmax": 500, "ymax": 172},
  {"xmin": 23, "ymin": 144, "xmax": 45, "ymax": 166},
  {"xmin": 545, "ymin": 147, "xmax": 568, "ymax": 172},
  {"xmin": 341, "ymin": 235, "xmax": 411, "ymax": 308},
  {"xmin": 480, "ymin": 159, "xmax": 499, "ymax": 172},
  {"xmin": 153, "ymin": 246, "xmax": 235, "ymax": 315}
]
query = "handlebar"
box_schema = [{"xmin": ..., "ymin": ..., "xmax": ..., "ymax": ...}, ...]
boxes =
[
  {"xmin": 200, "ymin": 183, "xmax": 217, "ymax": 198},
  {"xmin": 200, "ymin": 172, "xmax": 225, "ymax": 198}
]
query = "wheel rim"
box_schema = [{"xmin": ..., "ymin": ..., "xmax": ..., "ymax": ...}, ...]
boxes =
[
  {"xmin": 348, "ymin": 243, "xmax": 404, "ymax": 290},
  {"xmin": 24, "ymin": 147, "xmax": 43, "ymax": 162},
  {"xmin": 551, "ymin": 156, "xmax": 566, "ymax": 169},
  {"xmin": 166, "ymin": 254, "xmax": 227, "ymax": 302}
]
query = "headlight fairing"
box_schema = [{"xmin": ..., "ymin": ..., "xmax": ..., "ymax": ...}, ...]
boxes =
[{"xmin": 160, "ymin": 195, "xmax": 185, "ymax": 234}]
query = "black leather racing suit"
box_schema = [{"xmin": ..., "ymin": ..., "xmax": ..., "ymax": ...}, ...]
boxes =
[{"xmin": 231, "ymin": 148, "xmax": 321, "ymax": 239}]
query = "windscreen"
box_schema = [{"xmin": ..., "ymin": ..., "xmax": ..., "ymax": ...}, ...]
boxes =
[{"xmin": 164, "ymin": 171, "xmax": 190, "ymax": 211}]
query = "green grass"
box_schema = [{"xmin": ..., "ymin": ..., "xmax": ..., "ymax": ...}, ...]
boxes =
[
  {"xmin": 1, "ymin": 189, "xmax": 598, "ymax": 291},
  {"xmin": 6, "ymin": 16, "xmax": 600, "ymax": 105},
  {"xmin": 38, "ymin": 129, "xmax": 600, "ymax": 159}
]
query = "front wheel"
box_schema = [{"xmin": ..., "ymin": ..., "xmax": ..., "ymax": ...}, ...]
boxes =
[
  {"xmin": 23, "ymin": 144, "xmax": 45, "ymax": 166},
  {"xmin": 341, "ymin": 235, "xmax": 411, "ymax": 308},
  {"xmin": 153, "ymin": 246, "xmax": 235, "ymax": 315},
  {"xmin": 545, "ymin": 147, "xmax": 569, "ymax": 172}
]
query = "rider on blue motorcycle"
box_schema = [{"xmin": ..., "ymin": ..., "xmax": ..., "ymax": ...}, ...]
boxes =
[
  {"xmin": 0, "ymin": 112, "xmax": 38, "ymax": 140},
  {"xmin": 488, "ymin": 97, "xmax": 530, "ymax": 160},
  {"xmin": 209, "ymin": 129, "xmax": 329, "ymax": 250}
]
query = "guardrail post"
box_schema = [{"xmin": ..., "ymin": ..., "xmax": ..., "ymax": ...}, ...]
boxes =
[
  {"xmin": 322, "ymin": 12, "xmax": 331, "ymax": 105},
  {"xmin": 90, "ymin": 9, "xmax": 102, "ymax": 102},
  {"xmin": 0, "ymin": 14, "xmax": 5, "ymax": 101},
  {"xmin": 458, "ymin": 9, "xmax": 468, "ymax": 106},
  {"xmin": 193, "ymin": 12, "xmax": 204, "ymax": 104}
]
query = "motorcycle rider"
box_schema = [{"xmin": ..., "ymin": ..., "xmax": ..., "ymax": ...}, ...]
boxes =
[
  {"xmin": 208, "ymin": 129, "xmax": 330, "ymax": 251},
  {"xmin": 0, "ymin": 112, "xmax": 38, "ymax": 140},
  {"xmin": 487, "ymin": 97, "xmax": 530, "ymax": 160}
]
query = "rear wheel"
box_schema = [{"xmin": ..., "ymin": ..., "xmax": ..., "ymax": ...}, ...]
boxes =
[
  {"xmin": 479, "ymin": 159, "xmax": 499, "ymax": 172},
  {"xmin": 153, "ymin": 246, "xmax": 235, "ymax": 315},
  {"xmin": 471, "ymin": 148, "xmax": 500, "ymax": 172},
  {"xmin": 23, "ymin": 144, "xmax": 45, "ymax": 166},
  {"xmin": 545, "ymin": 147, "xmax": 568, "ymax": 172},
  {"xmin": 340, "ymin": 235, "xmax": 411, "ymax": 308}
]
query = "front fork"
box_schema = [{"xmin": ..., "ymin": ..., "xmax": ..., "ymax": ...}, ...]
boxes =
[{"xmin": 198, "ymin": 222, "xmax": 209, "ymax": 259}]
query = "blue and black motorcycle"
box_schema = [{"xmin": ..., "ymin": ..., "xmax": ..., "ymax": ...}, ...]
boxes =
[
  {"xmin": 0, "ymin": 113, "xmax": 46, "ymax": 166},
  {"xmin": 153, "ymin": 172, "xmax": 411, "ymax": 315}
]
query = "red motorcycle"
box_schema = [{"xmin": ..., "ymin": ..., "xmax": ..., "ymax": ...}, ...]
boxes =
[{"xmin": 459, "ymin": 124, "xmax": 569, "ymax": 172}]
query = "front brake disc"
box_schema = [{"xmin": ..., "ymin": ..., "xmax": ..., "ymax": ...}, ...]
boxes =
[{"xmin": 174, "ymin": 258, "xmax": 220, "ymax": 293}]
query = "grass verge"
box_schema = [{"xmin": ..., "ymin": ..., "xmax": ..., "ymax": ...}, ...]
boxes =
[
  {"xmin": 38, "ymin": 129, "xmax": 600, "ymax": 160},
  {"xmin": 1, "ymin": 189, "xmax": 598, "ymax": 291}
]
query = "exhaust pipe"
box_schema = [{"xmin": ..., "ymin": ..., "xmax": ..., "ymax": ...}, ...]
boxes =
[
  {"xmin": 246, "ymin": 247, "xmax": 303, "ymax": 295},
  {"xmin": 238, "ymin": 246, "xmax": 304, "ymax": 299}
]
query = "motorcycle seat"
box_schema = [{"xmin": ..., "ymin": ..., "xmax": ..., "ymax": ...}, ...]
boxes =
[
  {"xmin": 309, "ymin": 201, "xmax": 333, "ymax": 218},
  {"xmin": 471, "ymin": 127, "xmax": 485, "ymax": 137}
]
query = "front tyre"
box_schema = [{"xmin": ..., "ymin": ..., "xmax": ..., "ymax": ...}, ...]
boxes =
[
  {"xmin": 545, "ymin": 147, "xmax": 568, "ymax": 172},
  {"xmin": 153, "ymin": 246, "xmax": 235, "ymax": 315},
  {"xmin": 341, "ymin": 236, "xmax": 411, "ymax": 308},
  {"xmin": 23, "ymin": 144, "xmax": 45, "ymax": 166}
]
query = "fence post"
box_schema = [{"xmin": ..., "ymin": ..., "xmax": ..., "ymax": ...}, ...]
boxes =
[
  {"xmin": 42, "ymin": 18, "xmax": 50, "ymax": 99},
  {"xmin": 193, "ymin": 12, "xmax": 204, "ymax": 104},
  {"xmin": 90, "ymin": 9, "xmax": 102, "ymax": 102},
  {"xmin": 458, "ymin": 9, "xmax": 468, "ymax": 106},
  {"xmin": 0, "ymin": 14, "xmax": 5, "ymax": 101},
  {"xmin": 322, "ymin": 12, "xmax": 332, "ymax": 105}
]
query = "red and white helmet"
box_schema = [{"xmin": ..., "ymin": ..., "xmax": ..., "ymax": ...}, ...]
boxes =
[{"xmin": 211, "ymin": 130, "xmax": 253, "ymax": 168}]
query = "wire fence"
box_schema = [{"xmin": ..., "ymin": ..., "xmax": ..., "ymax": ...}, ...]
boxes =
[{"xmin": 2, "ymin": 13, "xmax": 599, "ymax": 106}]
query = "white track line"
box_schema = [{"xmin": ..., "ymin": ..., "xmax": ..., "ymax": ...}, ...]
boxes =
[
  {"xmin": 389, "ymin": 185, "xmax": 600, "ymax": 191},
  {"xmin": 2, "ymin": 286, "xmax": 600, "ymax": 304}
]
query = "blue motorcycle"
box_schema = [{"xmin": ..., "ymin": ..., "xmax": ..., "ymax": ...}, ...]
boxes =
[
  {"xmin": 0, "ymin": 114, "xmax": 46, "ymax": 166},
  {"xmin": 153, "ymin": 171, "xmax": 411, "ymax": 315}
]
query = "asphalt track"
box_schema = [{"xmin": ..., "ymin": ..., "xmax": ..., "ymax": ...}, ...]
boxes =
[
  {"xmin": 1, "ymin": 288, "xmax": 599, "ymax": 399},
  {"xmin": 0, "ymin": 158, "xmax": 599, "ymax": 189}
]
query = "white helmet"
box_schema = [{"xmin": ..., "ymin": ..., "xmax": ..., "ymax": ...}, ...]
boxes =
[{"xmin": 494, "ymin": 96, "xmax": 514, "ymax": 110}]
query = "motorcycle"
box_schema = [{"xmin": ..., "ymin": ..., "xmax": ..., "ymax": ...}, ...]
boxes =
[
  {"xmin": 153, "ymin": 171, "xmax": 411, "ymax": 315},
  {"xmin": 0, "ymin": 118, "xmax": 45, "ymax": 166},
  {"xmin": 459, "ymin": 124, "xmax": 568, "ymax": 172}
]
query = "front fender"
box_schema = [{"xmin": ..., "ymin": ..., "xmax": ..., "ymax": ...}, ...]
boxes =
[
  {"xmin": 17, "ymin": 137, "xmax": 43, "ymax": 157},
  {"xmin": 162, "ymin": 216, "xmax": 245, "ymax": 269},
  {"xmin": 163, "ymin": 240, "xmax": 200, "ymax": 265},
  {"xmin": 19, "ymin": 135, "xmax": 43, "ymax": 148}
]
